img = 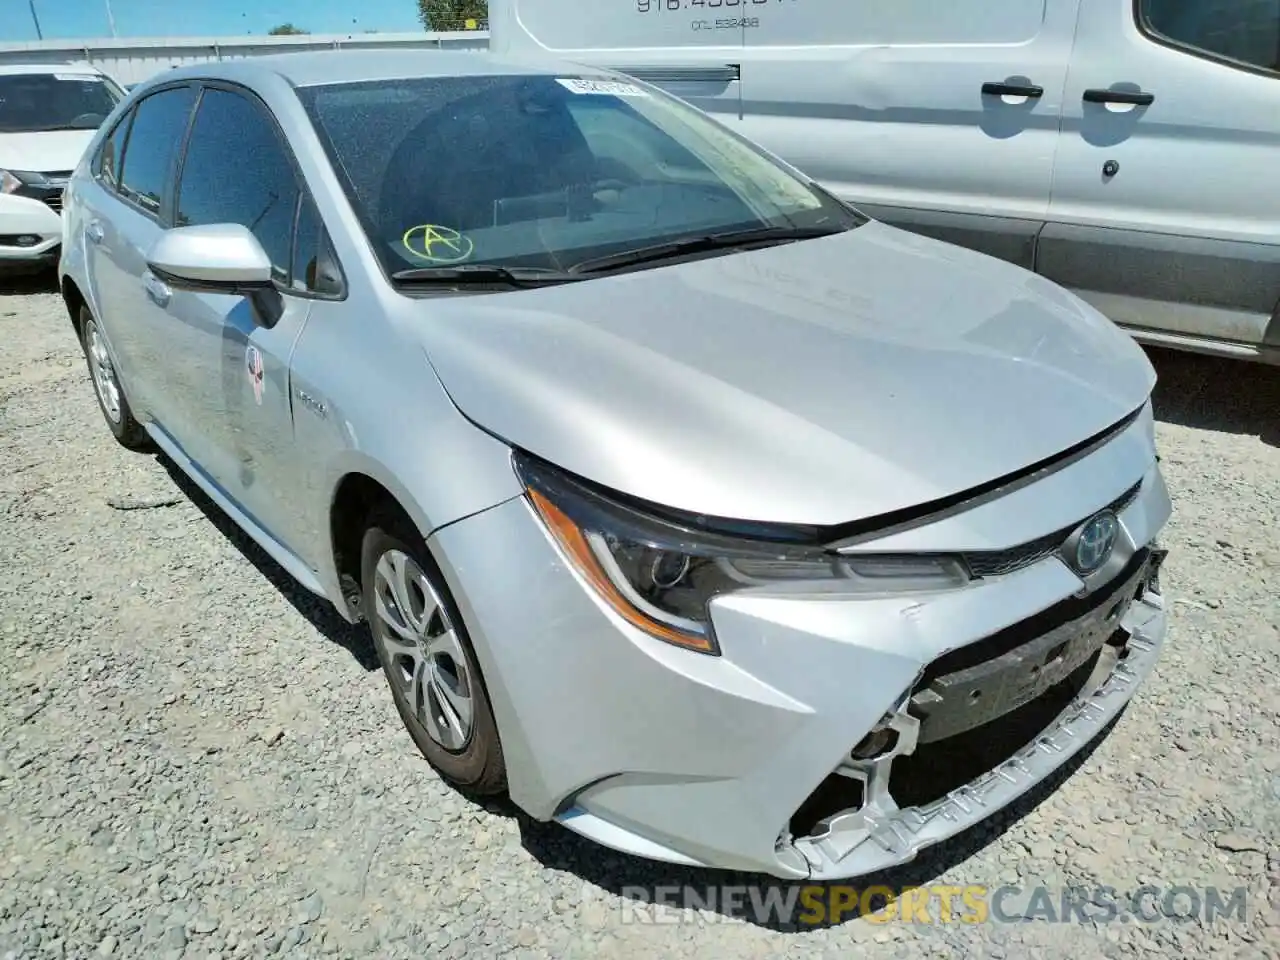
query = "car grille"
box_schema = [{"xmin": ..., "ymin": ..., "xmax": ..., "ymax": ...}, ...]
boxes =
[
  {"xmin": 14, "ymin": 172, "xmax": 69, "ymax": 215},
  {"xmin": 908, "ymin": 548, "xmax": 1152, "ymax": 743},
  {"xmin": 960, "ymin": 480, "xmax": 1142, "ymax": 579}
]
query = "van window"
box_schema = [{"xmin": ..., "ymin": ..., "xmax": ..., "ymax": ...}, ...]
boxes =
[
  {"xmin": 513, "ymin": 0, "xmax": 1047, "ymax": 50},
  {"xmin": 297, "ymin": 73, "xmax": 862, "ymax": 280},
  {"xmin": 1138, "ymin": 0, "xmax": 1280, "ymax": 74}
]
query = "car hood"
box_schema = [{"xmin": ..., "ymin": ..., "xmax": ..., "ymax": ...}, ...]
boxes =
[
  {"xmin": 0, "ymin": 130, "xmax": 95, "ymax": 174},
  {"xmin": 415, "ymin": 221, "xmax": 1156, "ymax": 527}
]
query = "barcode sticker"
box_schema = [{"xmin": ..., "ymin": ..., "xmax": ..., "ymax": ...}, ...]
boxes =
[{"xmin": 556, "ymin": 78, "xmax": 648, "ymax": 98}]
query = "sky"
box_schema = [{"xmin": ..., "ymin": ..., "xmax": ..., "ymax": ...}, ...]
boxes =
[{"xmin": 6, "ymin": 0, "xmax": 427, "ymax": 42}]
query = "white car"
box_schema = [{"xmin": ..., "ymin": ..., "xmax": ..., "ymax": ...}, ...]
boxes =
[{"xmin": 0, "ymin": 63, "xmax": 126, "ymax": 277}]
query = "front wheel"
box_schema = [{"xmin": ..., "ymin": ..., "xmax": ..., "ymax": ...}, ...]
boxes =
[{"xmin": 361, "ymin": 509, "xmax": 507, "ymax": 797}]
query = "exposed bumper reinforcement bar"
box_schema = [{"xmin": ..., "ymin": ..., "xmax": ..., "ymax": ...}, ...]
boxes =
[{"xmin": 791, "ymin": 556, "xmax": 1167, "ymax": 881}]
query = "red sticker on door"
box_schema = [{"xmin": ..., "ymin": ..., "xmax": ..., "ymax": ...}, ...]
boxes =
[{"xmin": 246, "ymin": 344, "xmax": 264, "ymax": 405}]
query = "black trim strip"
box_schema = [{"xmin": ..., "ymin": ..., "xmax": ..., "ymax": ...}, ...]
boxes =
[
  {"xmin": 611, "ymin": 65, "xmax": 741, "ymax": 84},
  {"xmin": 830, "ymin": 405, "xmax": 1145, "ymax": 549},
  {"xmin": 515, "ymin": 404, "xmax": 1146, "ymax": 549}
]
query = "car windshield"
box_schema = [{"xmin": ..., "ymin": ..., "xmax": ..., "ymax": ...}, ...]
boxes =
[
  {"xmin": 296, "ymin": 73, "xmax": 863, "ymax": 280},
  {"xmin": 0, "ymin": 72, "xmax": 124, "ymax": 134}
]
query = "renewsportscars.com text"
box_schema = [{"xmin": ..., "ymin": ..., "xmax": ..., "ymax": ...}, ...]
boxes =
[{"xmin": 613, "ymin": 883, "xmax": 1251, "ymax": 926}]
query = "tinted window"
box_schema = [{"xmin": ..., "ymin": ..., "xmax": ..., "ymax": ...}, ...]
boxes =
[
  {"xmin": 291, "ymin": 195, "xmax": 342, "ymax": 295},
  {"xmin": 0, "ymin": 73, "xmax": 124, "ymax": 134},
  {"xmin": 176, "ymin": 88, "xmax": 300, "ymax": 282},
  {"xmin": 1140, "ymin": 0, "xmax": 1280, "ymax": 73},
  {"xmin": 296, "ymin": 74, "xmax": 861, "ymax": 279},
  {"xmin": 118, "ymin": 86, "xmax": 197, "ymax": 216},
  {"xmin": 96, "ymin": 110, "xmax": 133, "ymax": 188}
]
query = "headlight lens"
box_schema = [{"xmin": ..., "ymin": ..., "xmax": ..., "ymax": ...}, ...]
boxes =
[
  {"xmin": 516, "ymin": 452, "xmax": 969, "ymax": 656},
  {"xmin": 0, "ymin": 170, "xmax": 46, "ymax": 194}
]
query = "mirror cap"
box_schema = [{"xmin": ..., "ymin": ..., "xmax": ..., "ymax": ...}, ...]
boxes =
[{"xmin": 147, "ymin": 223, "xmax": 273, "ymax": 287}]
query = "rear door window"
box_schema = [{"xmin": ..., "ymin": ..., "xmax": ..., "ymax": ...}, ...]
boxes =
[{"xmin": 117, "ymin": 86, "xmax": 197, "ymax": 218}]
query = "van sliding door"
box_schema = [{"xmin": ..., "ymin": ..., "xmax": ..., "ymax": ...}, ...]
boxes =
[
  {"xmin": 1041, "ymin": 0, "xmax": 1280, "ymax": 358},
  {"xmin": 734, "ymin": 0, "xmax": 1080, "ymax": 272}
]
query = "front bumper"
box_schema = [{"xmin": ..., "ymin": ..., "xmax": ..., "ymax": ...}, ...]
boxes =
[
  {"xmin": 0, "ymin": 193, "xmax": 62, "ymax": 266},
  {"xmin": 431, "ymin": 453, "xmax": 1171, "ymax": 880}
]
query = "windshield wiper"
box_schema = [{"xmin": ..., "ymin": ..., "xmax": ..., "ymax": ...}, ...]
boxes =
[
  {"xmin": 567, "ymin": 225, "xmax": 847, "ymax": 275},
  {"xmin": 390, "ymin": 264, "xmax": 579, "ymax": 288}
]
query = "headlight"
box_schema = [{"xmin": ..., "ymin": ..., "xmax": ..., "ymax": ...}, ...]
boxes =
[
  {"xmin": 515, "ymin": 451, "xmax": 969, "ymax": 656},
  {"xmin": 0, "ymin": 170, "xmax": 45, "ymax": 194}
]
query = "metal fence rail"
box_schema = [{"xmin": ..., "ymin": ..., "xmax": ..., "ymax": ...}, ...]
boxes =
[{"xmin": 0, "ymin": 30, "xmax": 491, "ymax": 87}]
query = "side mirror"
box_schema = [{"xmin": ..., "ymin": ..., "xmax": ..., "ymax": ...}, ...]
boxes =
[
  {"xmin": 147, "ymin": 223, "xmax": 272, "ymax": 287},
  {"xmin": 146, "ymin": 223, "xmax": 283, "ymax": 327}
]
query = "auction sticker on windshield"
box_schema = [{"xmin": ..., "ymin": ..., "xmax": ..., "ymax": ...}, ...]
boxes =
[
  {"xmin": 557, "ymin": 78, "xmax": 649, "ymax": 97},
  {"xmin": 401, "ymin": 224, "xmax": 475, "ymax": 264}
]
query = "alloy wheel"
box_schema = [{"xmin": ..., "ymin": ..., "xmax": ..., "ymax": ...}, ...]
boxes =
[
  {"xmin": 84, "ymin": 319, "xmax": 122, "ymax": 423},
  {"xmin": 372, "ymin": 549, "xmax": 475, "ymax": 752}
]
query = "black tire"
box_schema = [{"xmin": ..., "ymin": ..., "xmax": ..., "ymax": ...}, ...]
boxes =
[
  {"xmin": 77, "ymin": 306, "xmax": 150, "ymax": 451},
  {"xmin": 361, "ymin": 508, "xmax": 507, "ymax": 797}
]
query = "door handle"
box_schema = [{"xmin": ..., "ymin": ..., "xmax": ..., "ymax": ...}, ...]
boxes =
[
  {"xmin": 982, "ymin": 81, "xmax": 1044, "ymax": 99},
  {"xmin": 86, "ymin": 220, "xmax": 105, "ymax": 244},
  {"xmin": 1083, "ymin": 88, "xmax": 1155, "ymax": 106},
  {"xmin": 142, "ymin": 271, "xmax": 171, "ymax": 308}
]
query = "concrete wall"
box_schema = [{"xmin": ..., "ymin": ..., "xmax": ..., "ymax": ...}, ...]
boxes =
[{"xmin": 0, "ymin": 31, "xmax": 491, "ymax": 87}]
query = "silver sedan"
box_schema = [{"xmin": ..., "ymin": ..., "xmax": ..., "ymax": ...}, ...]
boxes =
[{"xmin": 57, "ymin": 50, "xmax": 1171, "ymax": 880}]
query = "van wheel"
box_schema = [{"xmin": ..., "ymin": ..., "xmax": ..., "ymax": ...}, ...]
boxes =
[
  {"xmin": 78, "ymin": 307, "xmax": 150, "ymax": 450},
  {"xmin": 361, "ymin": 509, "xmax": 507, "ymax": 797}
]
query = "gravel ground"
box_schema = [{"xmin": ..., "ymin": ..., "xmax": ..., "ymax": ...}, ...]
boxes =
[{"xmin": 1, "ymin": 275, "xmax": 1277, "ymax": 960}]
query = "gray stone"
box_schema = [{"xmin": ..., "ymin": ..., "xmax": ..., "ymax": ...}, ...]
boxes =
[{"xmin": 297, "ymin": 893, "xmax": 323, "ymax": 925}]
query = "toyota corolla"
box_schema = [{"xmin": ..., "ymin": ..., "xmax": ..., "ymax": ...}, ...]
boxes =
[{"xmin": 57, "ymin": 50, "xmax": 1171, "ymax": 880}]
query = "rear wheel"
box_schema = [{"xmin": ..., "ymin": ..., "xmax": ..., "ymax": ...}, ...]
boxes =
[
  {"xmin": 78, "ymin": 306, "xmax": 149, "ymax": 450},
  {"xmin": 361, "ymin": 509, "xmax": 507, "ymax": 797}
]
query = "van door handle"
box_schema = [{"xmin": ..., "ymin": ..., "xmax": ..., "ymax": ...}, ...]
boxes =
[
  {"xmin": 86, "ymin": 220, "xmax": 105, "ymax": 244},
  {"xmin": 981, "ymin": 82, "xmax": 1044, "ymax": 98},
  {"xmin": 1084, "ymin": 88, "xmax": 1155, "ymax": 106},
  {"xmin": 142, "ymin": 271, "xmax": 171, "ymax": 308}
]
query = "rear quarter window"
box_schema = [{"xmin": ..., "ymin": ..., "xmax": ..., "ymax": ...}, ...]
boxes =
[{"xmin": 94, "ymin": 109, "xmax": 134, "ymax": 189}]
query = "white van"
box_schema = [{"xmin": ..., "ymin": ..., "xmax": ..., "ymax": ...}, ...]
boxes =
[
  {"xmin": 490, "ymin": 0, "xmax": 1280, "ymax": 364},
  {"xmin": 0, "ymin": 63, "xmax": 126, "ymax": 276}
]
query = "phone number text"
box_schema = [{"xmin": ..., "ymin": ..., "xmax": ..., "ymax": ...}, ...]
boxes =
[{"xmin": 637, "ymin": 0, "xmax": 797, "ymax": 11}]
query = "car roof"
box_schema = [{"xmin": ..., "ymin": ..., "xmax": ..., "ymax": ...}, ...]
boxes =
[
  {"xmin": 0, "ymin": 62, "xmax": 104, "ymax": 78},
  {"xmin": 157, "ymin": 49, "xmax": 601, "ymax": 90}
]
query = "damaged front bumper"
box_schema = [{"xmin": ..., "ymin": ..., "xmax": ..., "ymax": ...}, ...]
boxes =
[
  {"xmin": 431, "ymin": 447, "xmax": 1172, "ymax": 880},
  {"xmin": 791, "ymin": 549, "xmax": 1167, "ymax": 879}
]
